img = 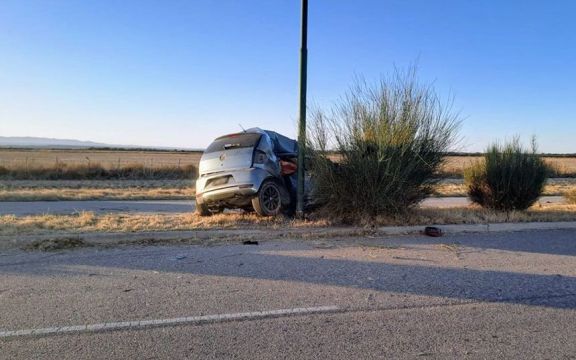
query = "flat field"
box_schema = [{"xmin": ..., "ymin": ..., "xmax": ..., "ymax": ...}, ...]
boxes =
[
  {"xmin": 0, "ymin": 148, "xmax": 203, "ymax": 169},
  {"xmin": 1, "ymin": 149, "xmax": 575, "ymax": 177},
  {"xmin": 442, "ymin": 155, "xmax": 576, "ymax": 177},
  {"xmin": 1, "ymin": 149, "xmax": 575, "ymax": 201}
]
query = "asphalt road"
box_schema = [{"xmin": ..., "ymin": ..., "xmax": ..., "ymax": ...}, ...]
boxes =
[
  {"xmin": 1, "ymin": 229, "xmax": 575, "ymax": 359},
  {"xmin": 0, "ymin": 196, "xmax": 566, "ymax": 216},
  {"xmin": 0, "ymin": 199, "xmax": 196, "ymax": 216}
]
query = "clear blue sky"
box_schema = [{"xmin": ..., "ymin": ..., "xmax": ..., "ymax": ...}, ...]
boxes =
[{"xmin": 1, "ymin": 0, "xmax": 575, "ymax": 152}]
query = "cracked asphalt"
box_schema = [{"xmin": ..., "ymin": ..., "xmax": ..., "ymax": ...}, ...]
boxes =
[{"xmin": 1, "ymin": 229, "xmax": 575, "ymax": 359}]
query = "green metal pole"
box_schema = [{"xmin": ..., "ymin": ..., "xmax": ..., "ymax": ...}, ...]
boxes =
[{"xmin": 296, "ymin": 0, "xmax": 308, "ymax": 219}]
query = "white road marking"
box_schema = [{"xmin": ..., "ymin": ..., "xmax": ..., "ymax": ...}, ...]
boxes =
[{"xmin": 0, "ymin": 305, "xmax": 340, "ymax": 339}]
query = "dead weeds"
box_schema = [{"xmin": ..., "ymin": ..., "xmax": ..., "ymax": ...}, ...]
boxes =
[
  {"xmin": 433, "ymin": 178, "xmax": 576, "ymax": 197},
  {"xmin": 23, "ymin": 236, "xmax": 89, "ymax": 251},
  {"xmin": 2, "ymin": 202, "xmax": 576, "ymax": 238},
  {"xmin": 1, "ymin": 178, "xmax": 573, "ymax": 201},
  {"xmin": 0, "ymin": 211, "xmax": 329, "ymax": 236}
]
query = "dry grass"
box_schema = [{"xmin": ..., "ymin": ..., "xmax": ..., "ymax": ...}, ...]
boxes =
[
  {"xmin": 0, "ymin": 149, "xmax": 201, "ymax": 180},
  {"xmin": 0, "ymin": 179, "xmax": 195, "ymax": 201},
  {"xmin": 0, "ymin": 187, "xmax": 195, "ymax": 201},
  {"xmin": 374, "ymin": 204, "xmax": 576, "ymax": 226},
  {"xmin": 2, "ymin": 149, "xmax": 575, "ymax": 179},
  {"xmin": 0, "ymin": 162, "xmax": 196, "ymax": 180},
  {"xmin": 544, "ymin": 157, "xmax": 576, "ymax": 177},
  {"xmin": 0, "ymin": 148, "xmax": 202, "ymax": 168},
  {"xmin": 432, "ymin": 180, "xmax": 468, "ymax": 197},
  {"xmin": 441, "ymin": 155, "xmax": 576, "ymax": 178},
  {"xmin": 0, "ymin": 179, "xmax": 193, "ymax": 189},
  {"xmin": 0, "ymin": 178, "xmax": 573, "ymax": 201},
  {"xmin": 433, "ymin": 178, "xmax": 576, "ymax": 197},
  {"xmin": 2, "ymin": 203, "xmax": 575, "ymax": 236},
  {"xmin": 315, "ymin": 203, "xmax": 576, "ymax": 228},
  {"xmin": 0, "ymin": 212, "xmax": 330, "ymax": 236},
  {"xmin": 566, "ymin": 190, "xmax": 576, "ymax": 204}
]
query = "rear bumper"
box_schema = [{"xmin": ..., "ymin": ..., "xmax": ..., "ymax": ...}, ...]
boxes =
[
  {"xmin": 196, "ymin": 168, "xmax": 269, "ymax": 205},
  {"xmin": 196, "ymin": 184, "xmax": 258, "ymax": 203}
]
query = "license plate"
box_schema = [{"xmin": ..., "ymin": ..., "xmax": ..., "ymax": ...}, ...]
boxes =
[{"xmin": 210, "ymin": 176, "xmax": 229, "ymax": 187}]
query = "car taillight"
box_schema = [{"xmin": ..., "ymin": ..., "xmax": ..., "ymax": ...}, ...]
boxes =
[
  {"xmin": 253, "ymin": 150, "xmax": 267, "ymax": 164},
  {"xmin": 280, "ymin": 160, "xmax": 297, "ymax": 175}
]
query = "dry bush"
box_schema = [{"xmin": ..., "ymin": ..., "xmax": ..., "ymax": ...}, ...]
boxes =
[
  {"xmin": 308, "ymin": 69, "xmax": 460, "ymax": 222},
  {"xmin": 465, "ymin": 138, "xmax": 550, "ymax": 211}
]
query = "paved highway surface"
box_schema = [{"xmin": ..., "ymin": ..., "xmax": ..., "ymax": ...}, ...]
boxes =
[
  {"xmin": 0, "ymin": 196, "xmax": 566, "ymax": 216},
  {"xmin": 1, "ymin": 229, "xmax": 575, "ymax": 359}
]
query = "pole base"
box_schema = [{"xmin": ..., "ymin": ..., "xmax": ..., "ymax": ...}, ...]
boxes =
[{"xmin": 295, "ymin": 210, "xmax": 305, "ymax": 220}]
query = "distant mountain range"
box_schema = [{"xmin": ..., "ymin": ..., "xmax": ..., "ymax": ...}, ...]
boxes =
[
  {"xmin": 0, "ymin": 136, "xmax": 110, "ymax": 148},
  {"xmin": 0, "ymin": 136, "xmax": 203, "ymax": 151},
  {"xmin": 1, "ymin": 136, "xmax": 572, "ymax": 156}
]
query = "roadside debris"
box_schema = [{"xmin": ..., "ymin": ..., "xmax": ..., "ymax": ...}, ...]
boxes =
[{"xmin": 242, "ymin": 240, "xmax": 259, "ymax": 245}]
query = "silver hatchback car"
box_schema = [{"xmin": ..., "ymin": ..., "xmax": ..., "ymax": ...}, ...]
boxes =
[{"xmin": 196, "ymin": 128, "xmax": 302, "ymax": 216}]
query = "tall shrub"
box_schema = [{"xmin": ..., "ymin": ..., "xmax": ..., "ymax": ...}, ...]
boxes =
[
  {"xmin": 465, "ymin": 138, "xmax": 549, "ymax": 211},
  {"xmin": 308, "ymin": 69, "xmax": 461, "ymax": 221}
]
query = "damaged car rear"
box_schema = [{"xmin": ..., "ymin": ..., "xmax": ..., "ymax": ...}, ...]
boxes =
[{"xmin": 195, "ymin": 128, "xmax": 307, "ymax": 216}]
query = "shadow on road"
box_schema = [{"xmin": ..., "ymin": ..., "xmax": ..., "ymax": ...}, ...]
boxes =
[
  {"xmin": 3, "ymin": 238, "xmax": 575, "ymax": 309},
  {"xmin": 394, "ymin": 229, "xmax": 576, "ymax": 257}
]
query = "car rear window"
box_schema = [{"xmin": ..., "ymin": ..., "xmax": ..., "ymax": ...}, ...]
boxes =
[{"xmin": 205, "ymin": 133, "xmax": 262, "ymax": 154}]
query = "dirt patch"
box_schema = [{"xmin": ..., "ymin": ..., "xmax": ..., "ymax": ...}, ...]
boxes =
[{"xmin": 23, "ymin": 236, "xmax": 90, "ymax": 251}]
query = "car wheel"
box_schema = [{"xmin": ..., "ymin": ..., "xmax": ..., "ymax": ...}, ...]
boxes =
[{"xmin": 252, "ymin": 180, "xmax": 288, "ymax": 216}]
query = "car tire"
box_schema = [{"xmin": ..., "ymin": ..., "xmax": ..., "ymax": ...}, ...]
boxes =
[{"xmin": 252, "ymin": 180, "xmax": 289, "ymax": 217}]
